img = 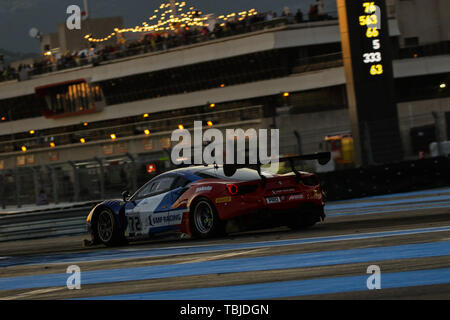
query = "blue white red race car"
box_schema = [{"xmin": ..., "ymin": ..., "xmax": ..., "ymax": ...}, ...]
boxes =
[{"xmin": 86, "ymin": 153, "xmax": 330, "ymax": 246}]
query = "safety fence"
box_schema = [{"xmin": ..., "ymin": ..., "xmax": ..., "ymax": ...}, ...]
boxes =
[
  {"xmin": 0, "ymin": 204, "xmax": 93, "ymax": 242},
  {"xmin": 319, "ymin": 156, "xmax": 450, "ymax": 201},
  {"xmin": 2, "ymin": 153, "xmax": 449, "ymax": 208},
  {"xmin": 0, "ymin": 156, "xmax": 172, "ymax": 209}
]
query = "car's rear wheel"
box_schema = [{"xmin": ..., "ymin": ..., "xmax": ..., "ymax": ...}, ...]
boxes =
[
  {"xmin": 191, "ymin": 199, "xmax": 224, "ymax": 238},
  {"xmin": 95, "ymin": 208, "xmax": 125, "ymax": 246}
]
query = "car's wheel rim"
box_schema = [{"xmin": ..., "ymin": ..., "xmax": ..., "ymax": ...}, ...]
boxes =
[
  {"xmin": 97, "ymin": 211, "xmax": 113, "ymax": 242},
  {"xmin": 194, "ymin": 201, "xmax": 214, "ymax": 234}
]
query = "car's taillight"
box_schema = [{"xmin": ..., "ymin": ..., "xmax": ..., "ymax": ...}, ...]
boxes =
[{"xmin": 227, "ymin": 184, "xmax": 238, "ymax": 195}]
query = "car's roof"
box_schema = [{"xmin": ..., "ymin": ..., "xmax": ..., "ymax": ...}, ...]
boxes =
[
  {"xmin": 167, "ymin": 165, "xmax": 278, "ymax": 180},
  {"xmin": 166, "ymin": 165, "xmax": 218, "ymax": 176}
]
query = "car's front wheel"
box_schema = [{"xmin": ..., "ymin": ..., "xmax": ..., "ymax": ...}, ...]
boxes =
[
  {"xmin": 190, "ymin": 198, "xmax": 224, "ymax": 238},
  {"xmin": 94, "ymin": 208, "xmax": 125, "ymax": 246}
]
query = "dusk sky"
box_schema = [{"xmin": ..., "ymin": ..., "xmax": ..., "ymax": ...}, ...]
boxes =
[{"xmin": 0, "ymin": 0, "xmax": 337, "ymax": 53}]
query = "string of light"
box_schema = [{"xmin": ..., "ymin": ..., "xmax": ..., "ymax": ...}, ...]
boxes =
[{"xmin": 84, "ymin": 1, "xmax": 258, "ymax": 43}]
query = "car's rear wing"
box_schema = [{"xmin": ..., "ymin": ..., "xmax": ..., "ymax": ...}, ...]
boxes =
[
  {"xmin": 275, "ymin": 152, "xmax": 331, "ymax": 182},
  {"xmin": 223, "ymin": 152, "xmax": 331, "ymax": 184},
  {"xmin": 276, "ymin": 152, "xmax": 331, "ymax": 166}
]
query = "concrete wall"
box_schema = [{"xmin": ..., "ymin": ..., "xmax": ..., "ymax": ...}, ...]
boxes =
[
  {"xmin": 397, "ymin": 96, "xmax": 450, "ymax": 158},
  {"xmin": 394, "ymin": 54, "xmax": 450, "ymax": 78},
  {"xmin": 437, "ymin": 0, "xmax": 450, "ymax": 41},
  {"xmin": 395, "ymin": 0, "xmax": 450, "ymax": 46}
]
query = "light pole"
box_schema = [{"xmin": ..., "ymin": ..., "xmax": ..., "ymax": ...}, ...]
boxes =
[{"xmin": 83, "ymin": 0, "xmax": 89, "ymax": 19}]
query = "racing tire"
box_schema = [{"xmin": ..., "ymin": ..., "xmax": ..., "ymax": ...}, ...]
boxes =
[
  {"xmin": 190, "ymin": 198, "xmax": 225, "ymax": 239},
  {"xmin": 93, "ymin": 208, "xmax": 126, "ymax": 246}
]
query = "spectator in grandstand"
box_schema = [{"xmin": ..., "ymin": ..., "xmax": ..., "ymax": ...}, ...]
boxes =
[
  {"xmin": 317, "ymin": 0, "xmax": 326, "ymax": 20},
  {"xmin": 282, "ymin": 7, "xmax": 292, "ymax": 17},
  {"xmin": 308, "ymin": 3, "xmax": 319, "ymax": 21},
  {"xmin": 10, "ymin": 7, "xmax": 337, "ymax": 82},
  {"xmin": 1, "ymin": 66, "xmax": 17, "ymax": 82},
  {"xmin": 200, "ymin": 26, "xmax": 209, "ymax": 42},
  {"xmin": 17, "ymin": 64, "xmax": 31, "ymax": 81},
  {"xmin": 207, "ymin": 16, "xmax": 217, "ymax": 33},
  {"xmin": 295, "ymin": 8, "xmax": 304, "ymax": 23}
]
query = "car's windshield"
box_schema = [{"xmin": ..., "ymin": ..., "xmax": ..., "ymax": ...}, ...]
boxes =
[{"xmin": 133, "ymin": 175, "xmax": 176, "ymax": 199}]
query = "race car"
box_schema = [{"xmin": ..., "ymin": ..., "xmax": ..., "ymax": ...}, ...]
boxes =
[{"xmin": 86, "ymin": 153, "xmax": 330, "ymax": 246}]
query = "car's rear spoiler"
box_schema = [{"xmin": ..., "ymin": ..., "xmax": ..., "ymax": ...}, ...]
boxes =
[
  {"xmin": 277, "ymin": 152, "xmax": 331, "ymax": 166},
  {"xmin": 223, "ymin": 152, "xmax": 331, "ymax": 184}
]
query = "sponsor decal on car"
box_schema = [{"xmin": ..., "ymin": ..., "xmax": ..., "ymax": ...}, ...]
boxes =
[
  {"xmin": 272, "ymin": 188, "xmax": 295, "ymax": 195},
  {"xmin": 288, "ymin": 194, "xmax": 304, "ymax": 201},
  {"xmin": 196, "ymin": 186, "xmax": 213, "ymax": 192},
  {"xmin": 150, "ymin": 213, "xmax": 182, "ymax": 226},
  {"xmin": 216, "ymin": 196, "xmax": 232, "ymax": 204},
  {"xmin": 266, "ymin": 196, "xmax": 281, "ymax": 204}
]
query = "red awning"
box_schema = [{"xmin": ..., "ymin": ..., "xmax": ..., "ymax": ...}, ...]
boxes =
[{"xmin": 35, "ymin": 78, "xmax": 87, "ymax": 96}]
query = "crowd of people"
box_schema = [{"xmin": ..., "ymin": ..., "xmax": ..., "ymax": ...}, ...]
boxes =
[{"xmin": 0, "ymin": 2, "xmax": 335, "ymax": 83}]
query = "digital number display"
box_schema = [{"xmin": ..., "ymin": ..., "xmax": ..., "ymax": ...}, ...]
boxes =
[
  {"xmin": 338, "ymin": 0, "xmax": 402, "ymax": 164},
  {"xmin": 359, "ymin": 2, "xmax": 384, "ymax": 76}
]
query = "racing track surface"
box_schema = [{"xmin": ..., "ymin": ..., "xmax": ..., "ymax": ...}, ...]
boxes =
[{"xmin": 1, "ymin": 187, "xmax": 450, "ymax": 300}]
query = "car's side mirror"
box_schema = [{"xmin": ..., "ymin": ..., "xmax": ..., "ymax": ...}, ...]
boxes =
[{"xmin": 122, "ymin": 190, "xmax": 131, "ymax": 202}]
